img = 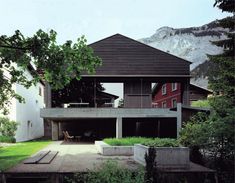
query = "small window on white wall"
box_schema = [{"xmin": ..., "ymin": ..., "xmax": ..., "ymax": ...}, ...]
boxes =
[
  {"xmin": 39, "ymin": 86, "xmax": 42, "ymax": 96},
  {"xmin": 162, "ymin": 101, "xmax": 167, "ymax": 108},
  {"xmin": 162, "ymin": 84, "xmax": 167, "ymax": 95},
  {"xmin": 172, "ymin": 98, "xmax": 177, "ymax": 108},
  {"xmin": 172, "ymin": 83, "xmax": 177, "ymax": 91}
]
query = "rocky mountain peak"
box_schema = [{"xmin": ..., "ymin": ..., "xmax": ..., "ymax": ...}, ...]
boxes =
[{"xmin": 139, "ymin": 19, "xmax": 229, "ymax": 88}]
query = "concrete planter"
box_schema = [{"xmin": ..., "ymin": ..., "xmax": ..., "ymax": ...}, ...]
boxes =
[
  {"xmin": 95, "ymin": 141, "xmax": 133, "ymax": 156},
  {"xmin": 134, "ymin": 144, "xmax": 189, "ymax": 169}
]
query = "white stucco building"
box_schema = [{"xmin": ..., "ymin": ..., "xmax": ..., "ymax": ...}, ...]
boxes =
[{"xmin": 3, "ymin": 66, "xmax": 45, "ymax": 142}]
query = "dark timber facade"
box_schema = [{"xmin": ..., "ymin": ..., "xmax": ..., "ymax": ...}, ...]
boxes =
[{"xmin": 41, "ymin": 34, "xmax": 191, "ymax": 141}]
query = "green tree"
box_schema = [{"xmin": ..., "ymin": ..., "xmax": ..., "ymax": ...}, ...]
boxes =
[
  {"xmin": 180, "ymin": 1, "xmax": 234, "ymax": 182},
  {"xmin": 0, "ymin": 30, "xmax": 101, "ymax": 114},
  {"xmin": 51, "ymin": 79, "xmax": 104, "ymax": 107},
  {"xmin": 208, "ymin": 0, "xmax": 235, "ymax": 162}
]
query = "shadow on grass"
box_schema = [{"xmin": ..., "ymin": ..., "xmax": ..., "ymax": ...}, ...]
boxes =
[{"xmin": 0, "ymin": 155, "xmax": 29, "ymax": 172}]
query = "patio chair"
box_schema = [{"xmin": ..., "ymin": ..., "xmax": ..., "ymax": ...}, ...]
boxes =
[{"xmin": 63, "ymin": 131, "xmax": 74, "ymax": 141}]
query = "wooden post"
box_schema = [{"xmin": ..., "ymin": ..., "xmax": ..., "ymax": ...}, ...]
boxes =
[
  {"xmin": 51, "ymin": 121, "xmax": 59, "ymax": 141},
  {"xmin": 182, "ymin": 78, "xmax": 190, "ymax": 106}
]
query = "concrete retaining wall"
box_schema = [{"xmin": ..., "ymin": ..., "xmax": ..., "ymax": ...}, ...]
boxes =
[
  {"xmin": 95, "ymin": 141, "xmax": 133, "ymax": 156},
  {"xmin": 134, "ymin": 144, "xmax": 189, "ymax": 169}
]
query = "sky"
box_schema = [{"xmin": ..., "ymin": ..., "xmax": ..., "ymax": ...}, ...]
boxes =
[{"xmin": 0, "ymin": 0, "xmax": 230, "ymax": 104}]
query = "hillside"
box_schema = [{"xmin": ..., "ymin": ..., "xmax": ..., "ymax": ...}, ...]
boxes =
[{"xmin": 140, "ymin": 19, "xmax": 229, "ymax": 88}]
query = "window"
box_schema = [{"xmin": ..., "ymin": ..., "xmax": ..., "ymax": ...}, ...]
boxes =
[
  {"xmin": 39, "ymin": 86, "xmax": 42, "ymax": 96},
  {"xmin": 172, "ymin": 98, "xmax": 177, "ymax": 108},
  {"xmin": 172, "ymin": 83, "xmax": 177, "ymax": 91},
  {"xmin": 162, "ymin": 101, "xmax": 167, "ymax": 108},
  {"xmin": 162, "ymin": 84, "xmax": 167, "ymax": 95}
]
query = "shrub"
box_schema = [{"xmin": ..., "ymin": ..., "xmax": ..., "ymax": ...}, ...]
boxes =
[
  {"xmin": 0, "ymin": 136, "xmax": 16, "ymax": 143},
  {"xmin": 66, "ymin": 160, "xmax": 144, "ymax": 183},
  {"xmin": 179, "ymin": 112, "xmax": 210, "ymax": 149},
  {"xmin": 104, "ymin": 137, "xmax": 179, "ymax": 147},
  {"xmin": 143, "ymin": 138, "xmax": 179, "ymax": 147},
  {"xmin": 0, "ymin": 117, "xmax": 18, "ymax": 137}
]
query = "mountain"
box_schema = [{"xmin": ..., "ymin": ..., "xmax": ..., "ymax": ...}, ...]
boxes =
[{"xmin": 140, "ymin": 19, "xmax": 229, "ymax": 88}]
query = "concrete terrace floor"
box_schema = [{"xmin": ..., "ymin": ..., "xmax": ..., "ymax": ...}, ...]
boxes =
[{"xmin": 6, "ymin": 141, "xmax": 140, "ymax": 173}]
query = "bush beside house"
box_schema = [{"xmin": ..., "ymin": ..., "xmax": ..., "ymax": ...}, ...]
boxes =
[{"xmin": 0, "ymin": 117, "xmax": 18, "ymax": 143}]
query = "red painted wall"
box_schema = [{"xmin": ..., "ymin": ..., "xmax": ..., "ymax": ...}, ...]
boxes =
[{"xmin": 152, "ymin": 83, "xmax": 181, "ymax": 108}]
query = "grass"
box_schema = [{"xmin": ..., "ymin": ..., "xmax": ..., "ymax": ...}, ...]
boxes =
[
  {"xmin": 0, "ymin": 140, "xmax": 52, "ymax": 171},
  {"xmin": 104, "ymin": 137, "xmax": 179, "ymax": 147}
]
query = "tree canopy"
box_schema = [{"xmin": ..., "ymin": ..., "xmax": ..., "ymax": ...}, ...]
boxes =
[
  {"xmin": 0, "ymin": 30, "xmax": 101, "ymax": 114},
  {"xmin": 180, "ymin": 1, "xmax": 234, "ymax": 182}
]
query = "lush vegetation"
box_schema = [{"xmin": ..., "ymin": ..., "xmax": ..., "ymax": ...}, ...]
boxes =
[
  {"xmin": 0, "ymin": 136, "xmax": 16, "ymax": 143},
  {"xmin": 179, "ymin": 1, "xmax": 235, "ymax": 182},
  {"xmin": 104, "ymin": 137, "xmax": 179, "ymax": 147},
  {"xmin": 0, "ymin": 140, "xmax": 51, "ymax": 171},
  {"xmin": 65, "ymin": 160, "xmax": 144, "ymax": 183},
  {"xmin": 143, "ymin": 138, "xmax": 179, "ymax": 147},
  {"xmin": 0, "ymin": 117, "xmax": 18, "ymax": 143},
  {"xmin": 180, "ymin": 1, "xmax": 235, "ymax": 181},
  {"xmin": 0, "ymin": 30, "xmax": 101, "ymax": 114},
  {"xmin": 191, "ymin": 99, "xmax": 210, "ymax": 108},
  {"xmin": 104, "ymin": 137, "xmax": 151, "ymax": 146}
]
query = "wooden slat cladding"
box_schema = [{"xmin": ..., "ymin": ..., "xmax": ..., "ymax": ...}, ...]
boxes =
[{"xmin": 88, "ymin": 34, "xmax": 190, "ymax": 77}]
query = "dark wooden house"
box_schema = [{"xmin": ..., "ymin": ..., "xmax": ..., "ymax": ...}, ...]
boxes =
[{"xmin": 41, "ymin": 34, "xmax": 191, "ymax": 140}]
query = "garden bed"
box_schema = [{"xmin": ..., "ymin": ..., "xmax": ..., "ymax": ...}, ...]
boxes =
[{"xmin": 134, "ymin": 144, "xmax": 190, "ymax": 169}]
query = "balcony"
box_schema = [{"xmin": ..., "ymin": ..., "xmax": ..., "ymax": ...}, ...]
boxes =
[{"xmin": 40, "ymin": 107, "xmax": 180, "ymax": 119}]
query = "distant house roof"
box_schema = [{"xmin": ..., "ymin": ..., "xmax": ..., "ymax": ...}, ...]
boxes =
[
  {"xmin": 82, "ymin": 34, "xmax": 191, "ymax": 80},
  {"xmin": 152, "ymin": 83, "xmax": 212, "ymax": 97},
  {"xmin": 97, "ymin": 91, "xmax": 119, "ymax": 100},
  {"xmin": 189, "ymin": 83, "xmax": 212, "ymax": 94}
]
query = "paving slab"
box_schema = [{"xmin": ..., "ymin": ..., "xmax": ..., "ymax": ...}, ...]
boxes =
[{"xmin": 6, "ymin": 141, "xmax": 140, "ymax": 173}]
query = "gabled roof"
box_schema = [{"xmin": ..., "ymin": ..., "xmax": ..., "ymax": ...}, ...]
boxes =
[
  {"xmin": 190, "ymin": 83, "xmax": 212, "ymax": 93},
  {"xmin": 83, "ymin": 34, "xmax": 190, "ymax": 78},
  {"xmin": 97, "ymin": 91, "xmax": 119, "ymax": 100}
]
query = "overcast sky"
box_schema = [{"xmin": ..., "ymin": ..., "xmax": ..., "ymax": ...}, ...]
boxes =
[{"xmin": 0, "ymin": 0, "xmax": 229, "ymax": 103}]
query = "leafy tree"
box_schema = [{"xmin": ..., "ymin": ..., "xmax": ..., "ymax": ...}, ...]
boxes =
[
  {"xmin": 180, "ymin": 1, "xmax": 234, "ymax": 182},
  {"xmin": 208, "ymin": 0, "xmax": 235, "ymax": 162},
  {"xmin": 0, "ymin": 30, "xmax": 101, "ymax": 114},
  {"xmin": 51, "ymin": 79, "xmax": 104, "ymax": 107}
]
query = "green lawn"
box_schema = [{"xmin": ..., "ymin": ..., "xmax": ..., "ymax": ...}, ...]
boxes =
[{"xmin": 0, "ymin": 140, "xmax": 52, "ymax": 171}]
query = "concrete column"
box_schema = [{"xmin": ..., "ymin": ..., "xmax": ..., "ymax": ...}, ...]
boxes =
[
  {"xmin": 51, "ymin": 120, "xmax": 59, "ymax": 141},
  {"xmin": 176, "ymin": 103, "xmax": 182, "ymax": 138},
  {"xmin": 116, "ymin": 117, "xmax": 123, "ymax": 138},
  {"xmin": 58, "ymin": 122, "xmax": 63, "ymax": 139}
]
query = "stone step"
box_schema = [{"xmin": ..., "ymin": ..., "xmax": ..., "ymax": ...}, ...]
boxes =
[
  {"xmin": 38, "ymin": 151, "xmax": 58, "ymax": 164},
  {"xmin": 6, "ymin": 176, "xmax": 48, "ymax": 183},
  {"xmin": 24, "ymin": 151, "xmax": 50, "ymax": 164}
]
